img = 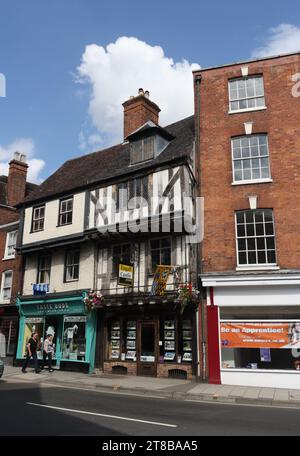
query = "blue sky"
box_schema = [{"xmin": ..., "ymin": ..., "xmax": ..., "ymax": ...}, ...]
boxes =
[{"xmin": 0, "ymin": 0, "xmax": 299, "ymax": 182}]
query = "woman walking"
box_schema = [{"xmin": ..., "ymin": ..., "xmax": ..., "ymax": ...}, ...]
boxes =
[{"xmin": 42, "ymin": 334, "xmax": 54, "ymax": 372}]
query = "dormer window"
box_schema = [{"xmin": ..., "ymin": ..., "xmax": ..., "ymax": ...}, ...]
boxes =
[
  {"xmin": 130, "ymin": 136, "xmax": 155, "ymax": 164},
  {"xmin": 128, "ymin": 121, "xmax": 174, "ymax": 165}
]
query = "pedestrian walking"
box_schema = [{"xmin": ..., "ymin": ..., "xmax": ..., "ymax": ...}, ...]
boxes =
[
  {"xmin": 21, "ymin": 332, "xmax": 41, "ymax": 373},
  {"xmin": 42, "ymin": 334, "xmax": 54, "ymax": 372}
]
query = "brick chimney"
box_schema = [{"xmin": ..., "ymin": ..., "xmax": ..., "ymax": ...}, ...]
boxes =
[
  {"xmin": 7, "ymin": 152, "xmax": 28, "ymax": 207},
  {"xmin": 122, "ymin": 88, "xmax": 161, "ymax": 139}
]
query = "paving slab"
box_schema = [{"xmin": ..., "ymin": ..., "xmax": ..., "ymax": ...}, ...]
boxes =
[
  {"xmin": 274, "ymin": 390, "xmax": 289, "ymax": 402},
  {"xmin": 258, "ymin": 388, "xmax": 275, "ymax": 400},
  {"xmin": 242, "ymin": 388, "xmax": 261, "ymax": 399}
]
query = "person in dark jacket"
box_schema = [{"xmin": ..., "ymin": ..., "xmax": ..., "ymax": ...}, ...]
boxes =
[{"xmin": 22, "ymin": 332, "xmax": 41, "ymax": 373}]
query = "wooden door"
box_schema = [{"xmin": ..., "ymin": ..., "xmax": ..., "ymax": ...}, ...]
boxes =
[{"xmin": 137, "ymin": 321, "xmax": 158, "ymax": 377}]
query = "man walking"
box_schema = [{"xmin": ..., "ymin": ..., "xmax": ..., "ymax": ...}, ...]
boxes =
[{"xmin": 22, "ymin": 332, "xmax": 41, "ymax": 373}]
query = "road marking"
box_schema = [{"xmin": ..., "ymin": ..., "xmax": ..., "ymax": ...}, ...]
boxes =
[{"xmin": 26, "ymin": 402, "xmax": 177, "ymax": 428}]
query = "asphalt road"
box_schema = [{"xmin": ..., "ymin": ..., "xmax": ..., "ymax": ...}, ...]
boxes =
[{"xmin": 1, "ymin": 380, "xmax": 300, "ymax": 436}]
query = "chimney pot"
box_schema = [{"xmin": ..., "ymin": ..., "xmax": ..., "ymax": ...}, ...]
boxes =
[
  {"xmin": 7, "ymin": 151, "xmax": 29, "ymax": 206},
  {"xmin": 122, "ymin": 89, "xmax": 161, "ymax": 139}
]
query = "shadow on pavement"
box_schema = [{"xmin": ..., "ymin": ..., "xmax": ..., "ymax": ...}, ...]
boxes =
[{"xmin": 0, "ymin": 380, "xmax": 125, "ymax": 436}]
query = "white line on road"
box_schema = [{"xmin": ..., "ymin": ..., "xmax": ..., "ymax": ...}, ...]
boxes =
[{"xmin": 26, "ymin": 402, "xmax": 177, "ymax": 428}]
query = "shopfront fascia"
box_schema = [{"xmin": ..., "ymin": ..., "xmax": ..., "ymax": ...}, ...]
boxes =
[
  {"xmin": 16, "ymin": 291, "xmax": 97, "ymax": 373},
  {"xmin": 203, "ymin": 273, "xmax": 300, "ymax": 389},
  {"xmin": 97, "ymin": 297, "xmax": 197, "ymax": 380}
]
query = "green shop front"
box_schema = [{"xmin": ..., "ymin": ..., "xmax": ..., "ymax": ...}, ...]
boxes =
[{"xmin": 16, "ymin": 291, "xmax": 97, "ymax": 373}]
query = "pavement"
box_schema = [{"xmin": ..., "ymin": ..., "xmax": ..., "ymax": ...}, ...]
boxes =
[{"xmin": 2, "ymin": 364, "xmax": 300, "ymax": 409}]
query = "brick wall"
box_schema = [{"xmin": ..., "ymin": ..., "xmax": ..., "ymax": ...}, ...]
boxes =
[
  {"xmin": 123, "ymin": 91, "xmax": 160, "ymax": 138},
  {"xmin": 104, "ymin": 361, "xmax": 193, "ymax": 379},
  {"xmin": 194, "ymin": 53, "xmax": 300, "ymax": 272},
  {"xmin": 0, "ymin": 224, "xmax": 23, "ymax": 304}
]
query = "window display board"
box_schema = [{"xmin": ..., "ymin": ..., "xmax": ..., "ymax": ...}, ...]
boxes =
[
  {"xmin": 110, "ymin": 321, "xmax": 121, "ymax": 359},
  {"xmin": 182, "ymin": 320, "xmax": 192, "ymax": 362},
  {"xmin": 164, "ymin": 320, "xmax": 175, "ymax": 361},
  {"xmin": 126, "ymin": 321, "xmax": 136, "ymax": 360}
]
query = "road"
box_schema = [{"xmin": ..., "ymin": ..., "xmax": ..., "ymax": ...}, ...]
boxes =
[{"xmin": 1, "ymin": 380, "xmax": 300, "ymax": 436}]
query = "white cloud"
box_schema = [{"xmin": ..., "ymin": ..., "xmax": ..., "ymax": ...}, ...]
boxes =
[
  {"xmin": 76, "ymin": 36, "xmax": 200, "ymax": 146},
  {"xmin": 0, "ymin": 137, "xmax": 45, "ymax": 183},
  {"xmin": 252, "ymin": 24, "xmax": 300, "ymax": 58}
]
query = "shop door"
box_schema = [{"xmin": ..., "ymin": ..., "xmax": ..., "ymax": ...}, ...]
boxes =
[
  {"xmin": 137, "ymin": 321, "xmax": 158, "ymax": 377},
  {"xmin": 43, "ymin": 317, "xmax": 60, "ymax": 361}
]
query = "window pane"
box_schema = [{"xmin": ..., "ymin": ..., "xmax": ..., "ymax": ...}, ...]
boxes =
[
  {"xmin": 247, "ymin": 238, "xmax": 256, "ymax": 251},
  {"xmin": 256, "ymin": 238, "xmax": 265, "ymax": 250},
  {"xmin": 266, "ymin": 237, "xmax": 275, "ymax": 250},
  {"xmin": 236, "ymin": 212, "xmax": 244, "ymax": 224},
  {"xmin": 246, "ymin": 224, "xmax": 255, "ymax": 236},
  {"xmin": 237, "ymin": 224, "xmax": 245, "ymax": 237},
  {"xmin": 248, "ymin": 251, "xmax": 257, "ymax": 264},
  {"xmin": 238, "ymin": 252, "xmax": 247, "ymax": 264},
  {"xmin": 257, "ymin": 251, "xmax": 266, "ymax": 264},
  {"xmin": 245, "ymin": 211, "xmax": 254, "ymax": 224},
  {"xmin": 234, "ymin": 170, "xmax": 243, "ymax": 181},
  {"xmin": 255, "ymin": 223, "xmax": 264, "ymax": 236},
  {"xmin": 238, "ymin": 239, "xmax": 246, "ymax": 251},
  {"xmin": 267, "ymin": 251, "xmax": 276, "ymax": 264},
  {"xmin": 265, "ymin": 224, "xmax": 274, "ymax": 236}
]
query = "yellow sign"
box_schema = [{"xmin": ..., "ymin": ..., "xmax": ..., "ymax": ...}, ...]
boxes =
[
  {"xmin": 151, "ymin": 265, "xmax": 173, "ymax": 296},
  {"xmin": 118, "ymin": 264, "xmax": 134, "ymax": 286}
]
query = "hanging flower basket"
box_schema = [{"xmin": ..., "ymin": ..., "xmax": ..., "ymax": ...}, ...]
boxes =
[
  {"xmin": 176, "ymin": 283, "xmax": 199, "ymax": 314},
  {"xmin": 84, "ymin": 291, "xmax": 104, "ymax": 312}
]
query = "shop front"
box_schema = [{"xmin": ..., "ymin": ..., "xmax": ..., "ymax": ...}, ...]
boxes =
[
  {"xmin": 16, "ymin": 291, "xmax": 97, "ymax": 373},
  {"xmin": 97, "ymin": 301, "xmax": 197, "ymax": 380},
  {"xmin": 204, "ymin": 273, "xmax": 300, "ymax": 389},
  {"xmin": 0, "ymin": 304, "xmax": 19, "ymax": 361}
]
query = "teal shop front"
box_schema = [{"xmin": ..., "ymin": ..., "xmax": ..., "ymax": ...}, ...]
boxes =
[{"xmin": 16, "ymin": 291, "xmax": 97, "ymax": 373}]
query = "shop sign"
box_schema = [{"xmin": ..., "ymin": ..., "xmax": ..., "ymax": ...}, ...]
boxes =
[
  {"xmin": 220, "ymin": 322, "xmax": 300, "ymax": 349},
  {"xmin": 64, "ymin": 316, "xmax": 87, "ymax": 323},
  {"xmin": 118, "ymin": 264, "xmax": 134, "ymax": 286},
  {"xmin": 36, "ymin": 302, "xmax": 70, "ymax": 314},
  {"xmin": 150, "ymin": 265, "xmax": 173, "ymax": 296}
]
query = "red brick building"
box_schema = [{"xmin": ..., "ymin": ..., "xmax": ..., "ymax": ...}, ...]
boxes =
[
  {"xmin": 0, "ymin": 153, "xmax": 37, "ymax": 360},
  {"xmin": 194, "ymin": 52, "xmax": 300, "ymax": 388}
]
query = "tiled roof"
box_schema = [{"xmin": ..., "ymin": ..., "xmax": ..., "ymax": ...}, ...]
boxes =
[{"xmin": 21, "ymin": 115, "xmax": 194, "ymax": 206}]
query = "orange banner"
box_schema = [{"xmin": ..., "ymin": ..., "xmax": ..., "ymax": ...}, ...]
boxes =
[{"xmin": 220, "ymin": 322, "xmax": 300, "ymax": 349}]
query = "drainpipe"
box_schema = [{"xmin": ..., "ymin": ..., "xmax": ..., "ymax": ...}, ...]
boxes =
[{"xmin": 194, "ymin": 73, "xmax": 207, "ymax": 382}]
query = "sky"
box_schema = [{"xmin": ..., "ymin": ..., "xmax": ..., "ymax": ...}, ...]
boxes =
[{"xmin": 0, "ymin": 0, "xmax": 300, "ymax": 183}]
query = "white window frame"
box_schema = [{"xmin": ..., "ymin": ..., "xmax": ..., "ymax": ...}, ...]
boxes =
[
  {"xmin": 65, "ymin": 249, "xmax": 80, "ymax": 282},
  {"xmin": 4, "ymin": 230, "xmax": 17, "ymax": 259},
  {"xmin": 32, "ymin": 205, "xmax": 45, "ymax": 232},
  {"xmin": 231, "ymin": 134, "xmax": 271, "ymax": 184},
  {"xmin": 228, "ymin": 76, "xmax": 266, "ymax": 114},
  {"xmin": 235, "ymin": 209, "xmax": 277, "ymax": 269},
  {"xmin": 1, "ymin": 270, "xmax": 13, "ymax": 302},
  {"xmin": 59, "ymin": 197, "xmax": 73, "ymax": 226}
]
